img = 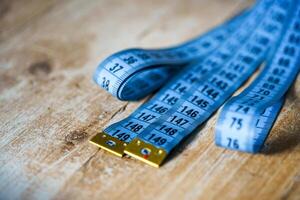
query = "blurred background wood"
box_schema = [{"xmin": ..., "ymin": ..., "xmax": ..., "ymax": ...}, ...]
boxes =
[{"xmin": 0, "ymin": 0, "xmax": 299, "ymax": 199}]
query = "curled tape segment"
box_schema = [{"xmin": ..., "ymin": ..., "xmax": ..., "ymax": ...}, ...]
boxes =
[{"xmin": 90, "ymin": 0, "xmax": 299, "ymax": 167}]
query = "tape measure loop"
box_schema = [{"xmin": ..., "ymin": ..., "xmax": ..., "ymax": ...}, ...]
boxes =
[{"xmin": 90, "ymin": 0, "xmax": 300, "ymax": 167}]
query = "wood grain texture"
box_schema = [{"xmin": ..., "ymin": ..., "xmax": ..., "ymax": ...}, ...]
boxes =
[{"xmin": 0, "ymin": 0, "xmax": 299, "ymax": 199}]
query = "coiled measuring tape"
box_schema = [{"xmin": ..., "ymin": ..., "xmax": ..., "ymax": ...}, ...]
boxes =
[
  {"xmin": 90, "ymin": 0, "xmax": 300, "ymax": 167},
  {"xmin": 215, "ymin": 1, "xmax": 300, "ymax": 153}
]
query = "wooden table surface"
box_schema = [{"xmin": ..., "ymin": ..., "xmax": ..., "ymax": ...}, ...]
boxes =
[{"xmin": 0, "ymin": 0, "xmax": 299, "ymax": 199}]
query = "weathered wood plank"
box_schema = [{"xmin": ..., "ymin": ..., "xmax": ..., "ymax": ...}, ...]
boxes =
[{"xmin": 0, "ymin": 0, "xmax": 299, "ymax": 199}]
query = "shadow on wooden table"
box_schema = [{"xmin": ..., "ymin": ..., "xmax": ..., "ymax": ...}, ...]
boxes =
[
  {"xmin": 262, "ymin": 131, "xmax": 300, "ymax": 155},
  {"xmin": 262, "ymin": 81, "xmax": 300, "ymax": 155}
]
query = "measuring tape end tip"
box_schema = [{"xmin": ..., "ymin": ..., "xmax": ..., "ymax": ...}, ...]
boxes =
[
  {"xmin": 89, "ymin": 132, "xmax": 126, "ymax": 157},
  {"xmin": 124, "ymin": 138, "xmax": 167, "ymax": 168}
]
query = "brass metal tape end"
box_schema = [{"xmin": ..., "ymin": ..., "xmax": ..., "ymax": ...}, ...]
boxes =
[
  {"xmin": 90, "ymin": 132, "xmax": 127, "ymax": 157},
  {"xmin": 124, "ymin": 138, "xmax": 167, "ymax": 168}
]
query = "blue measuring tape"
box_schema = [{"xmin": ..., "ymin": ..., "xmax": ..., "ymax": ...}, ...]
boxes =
[
  {"xmin": 93, "ymin": 10, "xmax": 248, "ymax": 101},
  {"xmin": 215, "ymin": 1, "xmax": 300, "ymax": 153},
  {"xmin": 90, "ymin": 0, "xmax": 300, "ymax": 167}
]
